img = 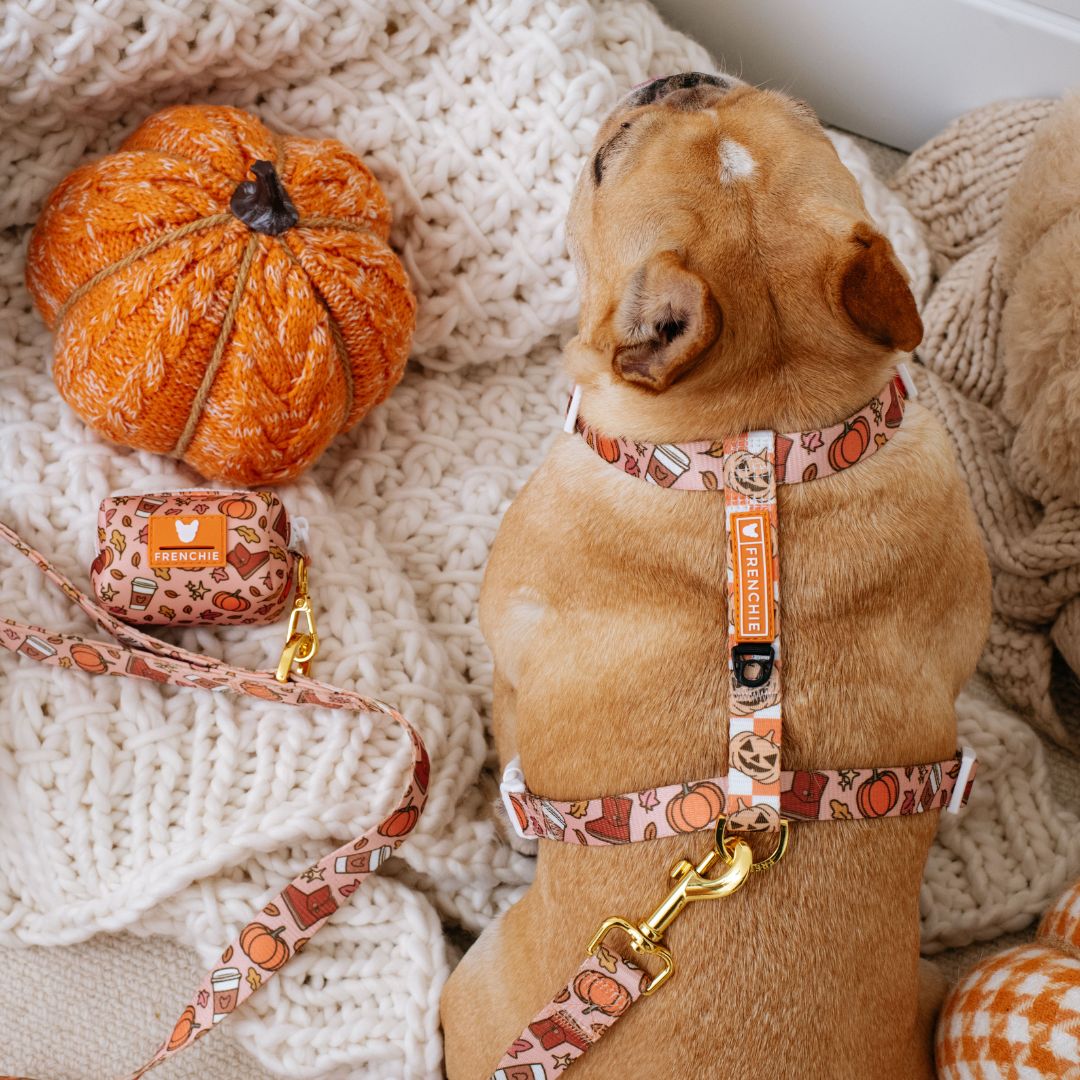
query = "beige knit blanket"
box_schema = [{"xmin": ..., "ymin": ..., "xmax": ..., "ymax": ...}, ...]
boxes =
[{"xmin": 892, "ymin": 96, "xmax": 1080, "ymax": 750}]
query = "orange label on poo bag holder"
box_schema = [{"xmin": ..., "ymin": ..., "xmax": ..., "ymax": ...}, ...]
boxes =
[
  {"xmin": 148, "ymin": 514, "xmax": 226, "ymax": 568},
  {"xmin": 730, "ymin": 509, "xmax": 774, "ymax": 642}
]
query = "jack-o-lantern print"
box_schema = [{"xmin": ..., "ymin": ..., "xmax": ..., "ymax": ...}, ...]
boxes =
[
  {"xmin": 723, "ymin": 448, "xmax": 773, "ymax": 501},
  {"xmin": 726, "ymin": 799, "xmax": 780, "ymax": 833},
  {"xmin": 730, "ymin": 673, "xmax": 780, "ymax": 715},
  {"xmin": 729, "ymin": 729, "xmax": 781, "ymax": 785}
]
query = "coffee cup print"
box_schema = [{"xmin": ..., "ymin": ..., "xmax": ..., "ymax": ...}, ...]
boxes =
[
  {"xmin": 493, "ymin": 1067, "xmax": 545, "ymax": 1080},
  {"xmin": 130, "ymin": 577, "xmax": 158, "ymax": 610},
  {"xmin": 18, "ymin": 635, "xmax": 57, "ymax": 661},
  {"xmin": 334, "ymin": 845, "xmax": 392, "ymax": 875},
  {"xmin": 645, "ymin": 443, "xmax": 691, "ymax": 487},
  {"xmin": 135, "ymin": 495, "xmax": 166, "ymax": 517},
  {"xmin": 211, "ymin": 966, "xmax": 241, "ymax": 1021}
]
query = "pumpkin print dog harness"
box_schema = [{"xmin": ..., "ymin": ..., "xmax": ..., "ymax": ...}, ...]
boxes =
[
  {"xmin": 0, "ymin": 520, "xmax": 429, "ymax": 1080},
  {"xmin": 489, "ymin": 367, "xmax": 979, "ymax": 1080}
]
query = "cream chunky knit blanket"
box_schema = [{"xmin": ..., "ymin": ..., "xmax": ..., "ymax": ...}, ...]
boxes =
[{"xmin": 1, "ymin": 4, "xmax": 1077, "ymax": 1077}]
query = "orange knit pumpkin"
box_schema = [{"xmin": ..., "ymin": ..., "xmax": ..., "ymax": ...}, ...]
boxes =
[{"xmin": 26, "ymin": 105, "xmax": 416, "ymax": 485}]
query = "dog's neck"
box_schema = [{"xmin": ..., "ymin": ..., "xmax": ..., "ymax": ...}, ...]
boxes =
[{"xmin": 564, "ymin": 339, "xmax": 899, "ymax": 444}]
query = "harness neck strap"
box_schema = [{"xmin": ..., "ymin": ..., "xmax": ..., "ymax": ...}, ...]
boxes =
[{"xmin": 569, "ymin": 369, "xmax": 911, "ymax": 490}]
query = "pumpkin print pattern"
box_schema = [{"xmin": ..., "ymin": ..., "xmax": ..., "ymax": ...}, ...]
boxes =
[
  {"xmin": 489, "ymin": 950, "xmax": 649, "ymax": 1079},
  {"xmin": 89, "ymin": 490, "xmax": 294, "ymax": 626},
  {"xmin": 0, "ymin": 518, "xmax": 429, "ymax": 1077},
  {"xmin": 502, "ymin": 750, "xmax": 976, "ymax": 845},
  {"xmin": 573, "ymin": 373, "xmax": 907, "ymax": 493}
]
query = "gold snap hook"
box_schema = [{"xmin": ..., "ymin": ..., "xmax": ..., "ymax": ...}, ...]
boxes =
[
  {"xmin": 586, "ymin": 833, "xmax": 754, "ymax": 995},
  {"xmin": 275, "ymin": 554, "xmax": 319, "ymax": 683}
]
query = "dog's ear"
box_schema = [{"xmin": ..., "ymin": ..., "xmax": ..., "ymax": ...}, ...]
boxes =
[
  {"xmin": 837, "ymin": 222, "xmax": 922, "ymax": 352},
  {"xmin": 611, "ymin": 252, "xmax": 722, "ymax": 391}
]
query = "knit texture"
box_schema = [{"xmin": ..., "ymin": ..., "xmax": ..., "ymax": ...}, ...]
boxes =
[
  {"xmin": 892, "ymin": 97, "xmax": 1080, "ymax": 747},
  {"xmin": 25, "ymin": 105, "xmax": 416, "ymax": 487},
  {"xmin": 0, "ymin": 4, "xmax": 1077, "ymax": 1077}
]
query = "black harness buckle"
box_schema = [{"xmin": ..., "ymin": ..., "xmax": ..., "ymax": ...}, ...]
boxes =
[{"xmin": 731, "ymin": 643, "xmax": 775, "ymax": 688}]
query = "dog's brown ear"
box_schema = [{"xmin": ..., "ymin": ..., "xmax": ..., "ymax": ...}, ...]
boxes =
[
  {"xmin": 838, "ymin": 223, "xmax": 922, "ymax": 352},
  {"xmin": 611, "ymin": 252, "xmax": 721, "ymax": 390}
]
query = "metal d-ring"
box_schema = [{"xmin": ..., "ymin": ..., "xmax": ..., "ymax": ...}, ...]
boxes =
[{"xmin": 714, "ymin": 814, "xmax": 790, "ymax": 873}]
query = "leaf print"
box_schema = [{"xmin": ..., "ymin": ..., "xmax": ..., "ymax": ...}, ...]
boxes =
[
  {"xmin": 263, "ymin": 902, "xmax": 280, "ymax": 916},
  {"xmin": 197, "ymin": 989, "xmax": 209, "ymax": 1008},
  {"xmin": 800, "ymin": 430, "xmax": 823, "ymax": 452},
  {"xmin": 121, "ymin": 515, "xmax": 132, "ymax": 527},
  {"xmin": 58, "ymin": 656, "xmax": 72, "ymax": 669},
  {"xmin": 638, "ymin": 789, "xmax": 659, "ymax": 812},
  {"xmin": 193, "ymin": 503, "xmax": 209, "ymax": 514},
  {"xmin": 595, "ymin": 946, "xmax": 619, "ymax": 974},
  {"xmin": 269, "ymin": 546, "xmax": 287, "ymax": 562},
  {"xmin": 165, "ymin": 590, "xmax": 179, "ymax": 598},
  {"xmin": 236, "ymin": 525, "xmax": 260, "ymax": 544},
  {"xmin": 568, "ymin": 801, "xmax": 589, "ymax": 818},
  {"xmin": 246, "ymin": 967, "xmax": 262, "ymax": 992},
  {"xmin": 211, "ymin": 566, "xmax": 229, "ymax": 582},
  {"xmin": 506, "ymin": 1038, "xmax": 533, "ymax": 1059},
  {"xmin": 294, "ymin": 937, "xmax": 310, "ymax": 954},
  {"xmin": 624, "ymin": 455, "xmax": 640, "ymax": 477},
  {"xmin": 830, "ymin": 799, "xmax": 852, "ymax": 820},
  {"xmin": 158, "ymin": 606, "xmax": 176, "ymax": 620},
  {"xmin": 152, "ymin": 566, "xmax": 171, "ymax": 581},
  {"xmin": 132, "ymin": 551, "xmax": 141, "ymax": 567},
  {"xmin": 901, "ymin": 789, "xmax": 916, "ymax": 814},
  {"xmin": 109, "ymin": 568, "xmax": 124, "ymax": 580},
  {"xmin": 97, "ymin": 526, "xmax": 106, "ymax": 544},
  {"xmin": 705, "ymin": 440, "xmax": 725, "ymax": 457},
  {"xmin": 110, "ymin": 529, "xmax": 126, "ymax": 555},
  {"xmin": 554, "ymin": 988, "xmax": 571, "ymax": 1004},
  {"xmin": 574, "ymin": 829, "xmax": 588, "ymax": 844},
  {"xmin": 644, "ymin": 822, "xmax": 657, "ymax": 840},
  {"xmin": 702, "ymin": 470, "xmax": 719, "ymax": 491}
]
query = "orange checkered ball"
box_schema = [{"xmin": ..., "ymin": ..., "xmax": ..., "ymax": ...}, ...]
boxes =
[
  {"xmin": 937, "ymin": 878, "xmax": 1080, "ymax": 1077},
  {"xmin": 26, "ymin": 105, "xmax": 416, "ymax": 486}
]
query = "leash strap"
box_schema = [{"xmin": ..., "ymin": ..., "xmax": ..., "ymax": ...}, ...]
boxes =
[
  {"xmin": 488, "ymin": 949, "xmax": 650, "ymax": 1078},
  {"xmin": 0, "ymin": 520, "xmax": 429, "ymax": 1079},
  {"xmin": 722, "ymin": 429, "xmax": 782, "ymax": 828}
]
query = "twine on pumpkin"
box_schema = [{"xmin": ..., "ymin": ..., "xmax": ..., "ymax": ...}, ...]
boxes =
[
  {"xmin": 171, "ymin": 233, "xmax": 260, "ymax": 459},
  {"xmin": 53, "ymin": 213, "xmax": 235, "ymax": 327}
]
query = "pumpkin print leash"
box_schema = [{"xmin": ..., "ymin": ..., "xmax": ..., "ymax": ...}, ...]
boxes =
[
  {"xmin": 488, "ymin": 367, "xmax": 979, "ymax": 1079},
  {"xmin": 0, "ymin": 520, "xmax": 429, "ymax": 1080}
]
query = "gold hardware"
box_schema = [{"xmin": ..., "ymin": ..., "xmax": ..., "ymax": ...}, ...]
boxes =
[
  {"xmin": 587, "ymin": 833, "xmax": 753, "ymax": 995},
  {"xmin": 715, "ymin": 814, "xmax": 790, "ymax": 872},
  {"xmin": 275, "ymin": 554, "xmax": 319, "ymax": 684}
]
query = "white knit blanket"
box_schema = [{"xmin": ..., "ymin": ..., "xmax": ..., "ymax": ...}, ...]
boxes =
[{"xmin": 0, "ymin": 3, "xmax": 1076, "ymax": 1077}]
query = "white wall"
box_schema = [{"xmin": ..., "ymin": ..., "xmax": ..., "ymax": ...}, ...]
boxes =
[{"xmin": 650, "ymin": 0, "xmax": 1080, "ymax": 149}]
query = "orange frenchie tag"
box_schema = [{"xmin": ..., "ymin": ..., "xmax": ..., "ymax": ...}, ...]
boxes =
[
  {"xmin": 730, "ymin": 509, "xmax": 775, "ymax": 642},
  {"xmin": 148, "ymin": 514, "xmax": 227, "ymax": 568}
]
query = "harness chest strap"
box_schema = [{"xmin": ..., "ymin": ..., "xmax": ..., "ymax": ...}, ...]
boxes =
[
  {"xmin": 0, "ymin": 520, "xmax": 429, "ymax": 1080},
  {"xmin": 487, "ymin": 367, "xmax": 979, "ymax": 1079}
]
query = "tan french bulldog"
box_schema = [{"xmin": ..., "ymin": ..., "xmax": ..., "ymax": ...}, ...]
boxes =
[{"xmin": 442, "ymin": 73, "xmax": 990, "ymax": 1079}]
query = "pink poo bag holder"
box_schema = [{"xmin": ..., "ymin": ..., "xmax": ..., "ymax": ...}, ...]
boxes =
[{"xmin": 0, "ymin": 520, "xmax": 430, "ymax": 1079}]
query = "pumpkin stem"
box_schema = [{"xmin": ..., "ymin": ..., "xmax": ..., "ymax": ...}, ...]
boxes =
[{"xmin": 230, "ymin": 160, "xmax": 299, "ymax": 236}]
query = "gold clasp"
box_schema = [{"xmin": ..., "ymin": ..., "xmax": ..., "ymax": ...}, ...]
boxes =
[
  {"xmin": 587, "ymin": 827, "xmax": 754, "ymax": 995},
  {"xmin": 275, "ymin": 554, "xmax": 319, "ymax": 683}
]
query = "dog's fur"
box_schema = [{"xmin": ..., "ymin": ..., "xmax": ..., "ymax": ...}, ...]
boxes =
[{"xmin": 442, "ymin": 76, "xmax": 990, "ymax": 1079}]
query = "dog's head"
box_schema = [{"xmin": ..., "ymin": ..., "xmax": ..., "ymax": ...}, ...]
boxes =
[{"xmin": 566, "ymin": 74, "xmax": 921, "ymax": 429}]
